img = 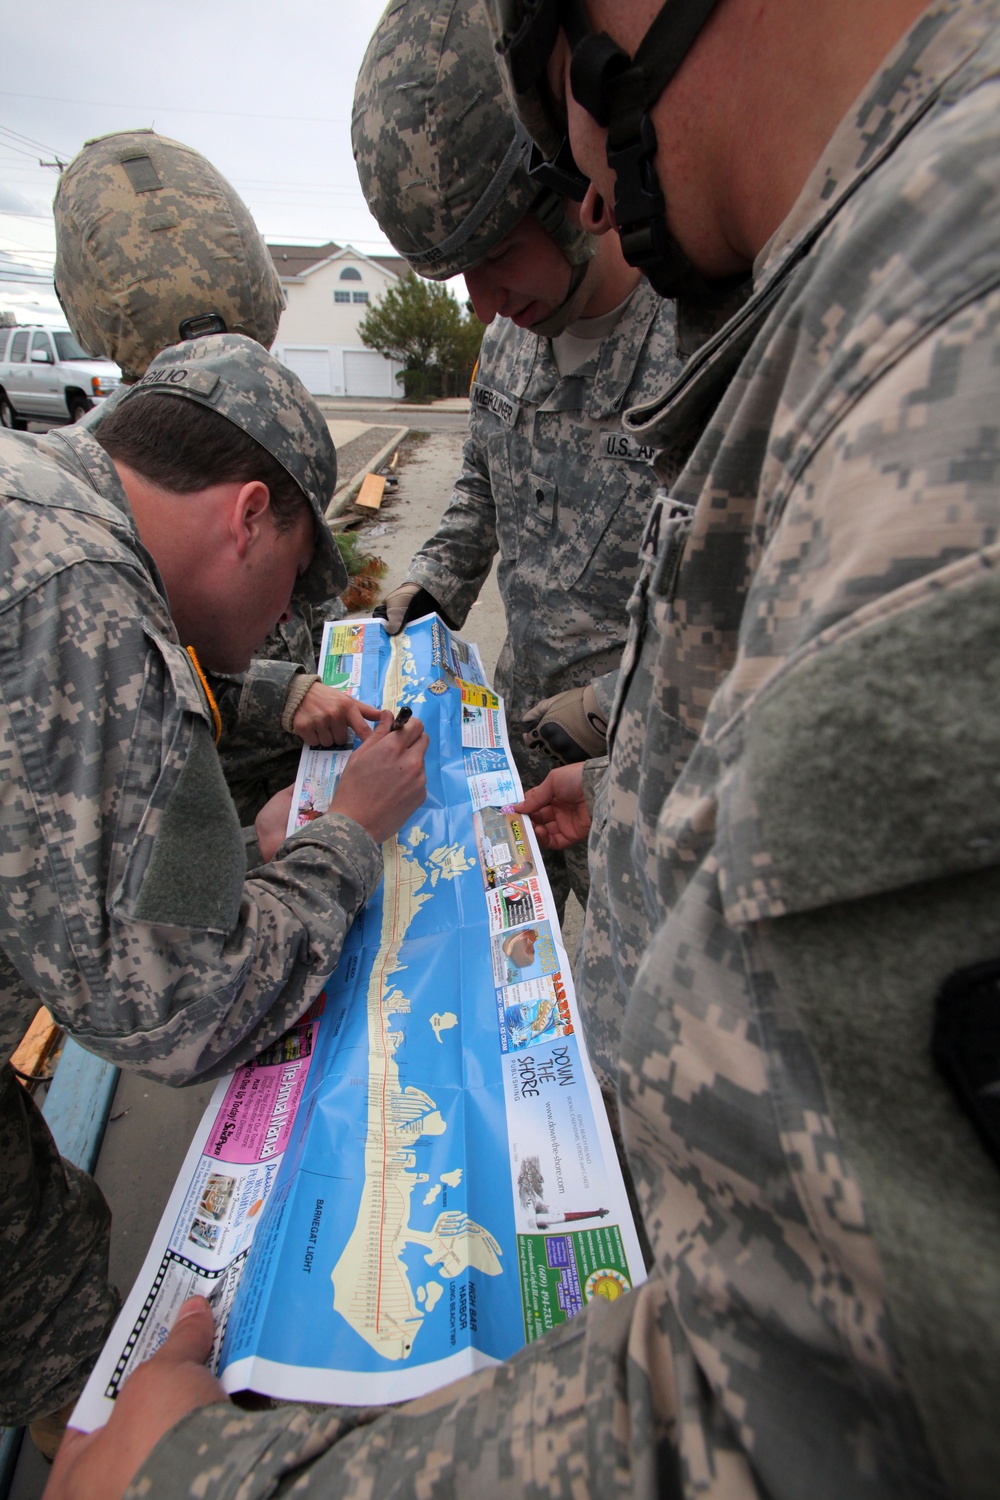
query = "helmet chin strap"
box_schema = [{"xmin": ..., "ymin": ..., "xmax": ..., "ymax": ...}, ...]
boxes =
[
  {"xmin": 566, "ymin": 0, "xmax": 721, "ymax": 298},
  {"xmin": 529, "ymin": 253, "xmax": 595, "ymax": 336},
  {"xmin": 524, "ymin": 176, "xmax": 597, "ymax": 336}
]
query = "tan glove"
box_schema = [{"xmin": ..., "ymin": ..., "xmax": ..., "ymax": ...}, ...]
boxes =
[
  {"xmin": 522, "ymin": 684, "xmax": 608, "ymax": 764},
  {"xmin": 373, "ymin": 583, "xmax": 452, "ymax": 636}
]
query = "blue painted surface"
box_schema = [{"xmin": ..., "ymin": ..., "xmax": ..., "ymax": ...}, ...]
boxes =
[
  {"xmin": 42, "ymin": 1040, "xmax": 119, "ymax": 1175},
  {"xmin": 0, "ymin": 1432, "xmax": 23, "ymax": 1497}
]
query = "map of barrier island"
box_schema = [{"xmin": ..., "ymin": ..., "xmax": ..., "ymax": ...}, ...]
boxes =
[{"xmin": 74, "ymin": 616, "xmax": 645, "ymax": 1423}]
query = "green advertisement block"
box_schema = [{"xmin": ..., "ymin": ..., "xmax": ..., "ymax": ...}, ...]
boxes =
[{"xmin": 518, "ymin": 1223, "xmax": 633, "ymax": 1342}]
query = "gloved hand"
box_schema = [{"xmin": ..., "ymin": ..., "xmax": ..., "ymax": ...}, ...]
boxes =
[
  {"xmin": 522, "ymin": 684, "xmax": 608, "ymax": 764},
  {"xmin": 372, "ymin": 583, "xmax": 451, "ymax": 635}
]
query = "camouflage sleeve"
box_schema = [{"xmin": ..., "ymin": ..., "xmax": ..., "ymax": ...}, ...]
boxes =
[
  {"xmin": 210, "ymin": 610, "xmax": 319, "ymax": 739},
  {"xmin": 0, "ymin": 553, "xmax": 381, "ymax": 1086},
  {"xmin": 590, "ymin": 669, "xmax": 619, "ymax": 722},
  {"xmin": 126, "ymin": 1283, "xmax": 701, "ymax": 1500},
  {"xmin": 582, "ymin": 755, "xmax": 609, "ymax": 817},
  {"xmin": 243, "ymin": 825, "xmax": 264, "ymax": 870},
  {"xmin": 404, "ymin": 424, "xmax": 499, "ymax": 626},
  {"xmin": 213, "ymin": 657, "xmax": 303, "ymax": 738},
  {"xmin": 703, "ymin": 306, "xmax": 1000, "ymax": 1492},
  {"xmin": 0, "ymin": 1064, "xmax": 121, "ymax": 1427}
]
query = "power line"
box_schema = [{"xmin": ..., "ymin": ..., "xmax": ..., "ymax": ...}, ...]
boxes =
[
  {"xmin": 0, "ymin": 247, "xmax": 55, "ymax": 263},
  {"xmin": 0, "ymin": 235, "xmax": 54, "ymax": 251},
  {"xmin": 0, "ymin": 137, "xmax": 46, "ymax": 163},
  {"xmin": 0, "ymin": 122, "xmax": 69, "ymax": 157}
]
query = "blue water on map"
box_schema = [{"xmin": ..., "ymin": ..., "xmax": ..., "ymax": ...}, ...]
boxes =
[{"xmin": 221, "ymin": 618, "xmax": 529, "ymax": 1379}]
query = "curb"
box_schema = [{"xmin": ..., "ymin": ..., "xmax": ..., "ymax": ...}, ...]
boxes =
[{"xmin": 326, "ymin": 424, "xmax": 410, "ymax": 521}]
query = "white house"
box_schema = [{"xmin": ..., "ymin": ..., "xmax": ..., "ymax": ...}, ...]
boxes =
[{"xmin": 268, "ymin": 242, "xmax": 407, "ymax": 398}]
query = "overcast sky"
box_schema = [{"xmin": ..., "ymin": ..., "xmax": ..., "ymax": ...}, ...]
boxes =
[{"xmin": 0, "ymin": 0, "xmax": 419, "ymax": 323}]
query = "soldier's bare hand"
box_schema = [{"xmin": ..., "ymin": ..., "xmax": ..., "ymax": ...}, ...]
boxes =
[
  {"xmin": 513, "ymin": 766, "xmax": 591, "ymax": 850},
  {"xmin": 330, "ymin": 713, "xmax": 429, "ymax": 845},
  {"xmin": 292, "ymin": 685, "xmax": 388, "ymax": 747},
  {"xmin": 255, "ymin": 785, "xmax": 295, "ymax": 863},
  {"xmin": 44, "ymin": 1298, "xmax": 227, "ymax": 1500}
]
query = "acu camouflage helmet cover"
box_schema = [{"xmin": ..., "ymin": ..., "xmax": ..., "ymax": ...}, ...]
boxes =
[
  {"xmin": 53, "ymin": 130, "xmax": 286, "ymax": 381},
  {"xmin": 352, "ymin": 0, "xmax": 593, "ymax": 290}
]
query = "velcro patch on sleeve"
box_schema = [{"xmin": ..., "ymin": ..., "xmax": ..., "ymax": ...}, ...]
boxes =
[
  {"xmin": 717, "ymin": 562, "xmax": 1000, "ymax": 923},
  {"xmin": 131, "ymin": 717, "xmax": 245, "ymax": 932}
]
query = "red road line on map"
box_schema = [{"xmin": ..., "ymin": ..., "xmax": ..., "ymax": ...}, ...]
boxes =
[{"xmin": 374, "ymin": 843, "xmax": 404, "ymax": 1335}]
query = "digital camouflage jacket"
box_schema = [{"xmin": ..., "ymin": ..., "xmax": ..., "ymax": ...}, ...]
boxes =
[
  {"xmin": 130, "ymin": 2, "xmax": 1000, "ymax": 1496},
  {"xmin": 405, "ymin": 276, "xmax": 680, "ymax": 762},
  {"xmin": 0, "ymin": 423, "xmax": 382, "ymax": 1085}
]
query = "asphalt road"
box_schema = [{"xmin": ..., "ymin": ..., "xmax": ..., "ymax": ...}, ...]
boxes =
[
  {"xmin": 320, "ymin": 401, "xmax": 471, "ymax": 433},
  {"xmin": 25, "ymin": 401, "xmax": 471, "ymax": 437}
]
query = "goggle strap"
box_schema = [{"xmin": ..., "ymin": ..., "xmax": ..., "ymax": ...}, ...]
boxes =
[{"xmin": 634, "ymin": 0, "xmax": 722, "ymax": 109}]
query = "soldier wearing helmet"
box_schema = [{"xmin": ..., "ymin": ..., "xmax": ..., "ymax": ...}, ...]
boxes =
[
  {"xmin": 49, "ymin": 0, "xmax": 1000, "ymax": 1497},
  {"xmin": 353, "ymin": 0, "xmax": 684, "ymax": 918},
  {"xmin": 0, "ymin": 334, "xmax": 429, "ymax": 1455},
  {"xmin": 53, "ymin": 130, "xmax": 367, "ymax": 825},
  {"xmin": 497, "ymin": 0, "xmax": 1000, "ymax": 1495}
]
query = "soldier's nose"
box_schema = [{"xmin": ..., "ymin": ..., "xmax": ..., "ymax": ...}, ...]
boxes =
[{"xmin": 463, "ymin": 267, "xmax": 502, "ymax": 324}]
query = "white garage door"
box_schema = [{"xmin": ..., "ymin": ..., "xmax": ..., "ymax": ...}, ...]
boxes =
[
  {"xmin": 282, "ymin": 347, "xmax": 332, "ymax": 395},
  {"xmin": 344, "ymin": 350, "xmax": 392, "ymax": 398}
]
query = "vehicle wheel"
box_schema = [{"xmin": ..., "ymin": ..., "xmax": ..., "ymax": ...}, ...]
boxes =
[
  {"xmin": 68, "ymin": 396, "xmax": 91, "ymax": 424},
  {"xmin": 0, "ymin": 392, "xmax": 26, "ymax": 430}
]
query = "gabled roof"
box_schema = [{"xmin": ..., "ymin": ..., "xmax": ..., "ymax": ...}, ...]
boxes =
[
  {"xmin": 369, "ymin": 252, "xmax": 408, "ymax": 278},
  {"xmin": 268, "ymin": 241, "xmax": 340, "ymax": 276},
  {"xmin": 267, "ymin": 242, "xmax": 408, "ymax": 282}
]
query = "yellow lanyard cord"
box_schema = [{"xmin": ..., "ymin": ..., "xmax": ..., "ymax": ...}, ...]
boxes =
[{"xmin": 186, "ymin": 646, "xmax": 222, "ymax": 745}]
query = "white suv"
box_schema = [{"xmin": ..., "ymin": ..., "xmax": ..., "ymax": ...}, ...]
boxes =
[{"xmin": 0, "ymin": 324, "xmax": 121, "ymax": 428}]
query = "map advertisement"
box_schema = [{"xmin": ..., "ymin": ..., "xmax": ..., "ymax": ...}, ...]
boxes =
[{"xmin": 73, "ymin": 615, "xmax": 645, "ymax": 1426}]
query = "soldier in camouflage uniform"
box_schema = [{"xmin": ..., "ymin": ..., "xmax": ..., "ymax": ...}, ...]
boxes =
[
  {"xmin": 41, "ymin": 1, "xmax": 1000, "ymax": 1497},
  {"xmin": 0, "ymin": 335, "xmax": 427, "ymax": 1444},
  {"xmin": 353, "ymin": 0, "xmax": 683, "ymax": 916},
  {"xmin": 53, "ymin": 129, "xmax": 364, "ymax": 825}
]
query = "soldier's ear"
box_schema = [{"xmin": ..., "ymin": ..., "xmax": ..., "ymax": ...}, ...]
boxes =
[{"xmin": 231, "ymin": 481, "xmax": 270, "ymax": 557}]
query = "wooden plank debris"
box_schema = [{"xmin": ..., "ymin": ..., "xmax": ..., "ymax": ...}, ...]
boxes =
[
  {"xmin": 355, "ymin": 473, "xmax": 387, "ymax": 510},
  {"xmin": 10, "ymin": 1006, "xmax": 60, "ymax": 1085}
]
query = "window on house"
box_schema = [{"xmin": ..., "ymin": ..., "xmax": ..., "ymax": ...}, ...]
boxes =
[
  {"xmin": 339, "ymin": 266, "xmax": 362, "ymax": 281},
  {"xmin": 352, "ymin": 291, "xmax": 369, "ymax": 304},
  {"xmin": 334, "ymin": 291, "xmax": 351, "ymax": 303}
]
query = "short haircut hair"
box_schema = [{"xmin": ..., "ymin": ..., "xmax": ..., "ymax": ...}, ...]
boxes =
[{"xmin": 94, "ymin": 391, "xmax": 311, "ymax": 533}]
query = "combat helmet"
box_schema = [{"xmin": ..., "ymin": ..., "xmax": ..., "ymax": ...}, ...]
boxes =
[
  {"xmin": 54, "ymin": 130, "xmax": 285, "ymax": 382},
  {"xmin": 352, "ymin": 0, "xmax": 595, "ymax": 336}
]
